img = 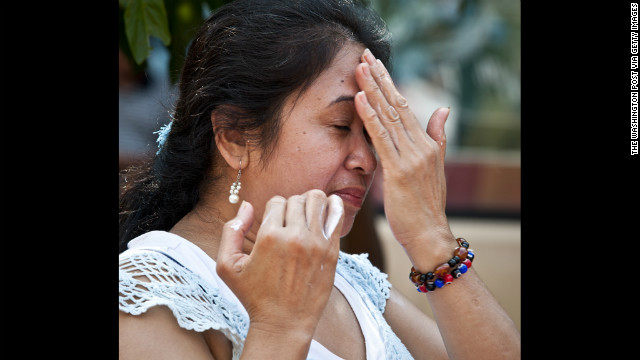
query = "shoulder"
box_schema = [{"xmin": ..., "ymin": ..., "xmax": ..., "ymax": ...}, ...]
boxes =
[
  {"xmin": 336, "ymin": 252, "xmax": 391, "ymax": 312},
  {"xmin": 119, "ymin": 305, "xmax": 218, "ymax": 359},
  {"xmin": 119, "ymin": 248, "xmax": 248, "ymax": 354}
]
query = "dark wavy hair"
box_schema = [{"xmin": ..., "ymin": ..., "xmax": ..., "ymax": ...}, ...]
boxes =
[{"xmin": 119, "ymin": 0, "xmax": 392, "ymax": 253}]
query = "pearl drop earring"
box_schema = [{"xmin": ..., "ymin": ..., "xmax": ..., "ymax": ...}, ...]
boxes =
[{"xmin": 229, "ymin": 160, "xmax": 242, "ymax": 204}]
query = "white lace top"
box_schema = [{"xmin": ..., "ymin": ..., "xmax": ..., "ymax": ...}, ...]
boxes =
[{"xmin": 119, "ymin": 231, "xmax": 413, "ymax": 359}]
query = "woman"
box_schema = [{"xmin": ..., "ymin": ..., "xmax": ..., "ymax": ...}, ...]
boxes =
[{"xmin": 118, "ymin": 0, "xmax": 521, "ymax": 359}]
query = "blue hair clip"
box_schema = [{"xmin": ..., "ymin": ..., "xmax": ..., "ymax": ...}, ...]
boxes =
[{"xmin": 154, "ymin": 121, "xmax": 172, "ymax": 155}]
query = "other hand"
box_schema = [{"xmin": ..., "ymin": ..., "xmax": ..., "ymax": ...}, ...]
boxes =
[
  {"xmin": 354, "ymin": 48, "xmax": 455, "ymax": 272},
  {"xmin": 216, "ymin": 190, "xmax": 345, "ymax": 335}
]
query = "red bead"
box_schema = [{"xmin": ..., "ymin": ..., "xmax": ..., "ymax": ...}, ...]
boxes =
[
  {"xmin": 462, "ymin": 259, "xmax": 472, "ymax": 268},
  {"xmin": 418, "ymin": 284, "xmax": 427, "ymax": 293},
  {"xmin": 434, "ymin": 263, "xmax": 451, "ymax": 278},
  {"xmin": 454, "ymin": 247, "xmax": 468, "ymax": 260},
  {"xmin": 443, "ymin": 274, "xmax": 453, "ymax": 284}
]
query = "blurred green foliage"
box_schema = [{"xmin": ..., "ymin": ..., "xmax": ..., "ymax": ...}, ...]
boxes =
[{"xmin": 119, "ymin": 0, "xmax": 233, "ymax": 84}]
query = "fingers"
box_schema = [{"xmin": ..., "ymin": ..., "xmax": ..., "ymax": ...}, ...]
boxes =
[
  {"xmin": 260, "ymin": 191, "xmax": 341, "ymax": 242},
  {"xmin": 362, "ymin": 50, "xmax": 425, "ymax": 137},
  {"xmin": 324, "ymin": 195, "xmax": 344, "ymax": 247},
  {"xmin": 217, "ymin": 201, "xmax": 255, "ymax": 273},
  {"xmin": 300, "ymin": 190, "xmax": 341, "ymax": 244},
  {"xmin": 425, "ymin": 107, "xmax": 450, "ymax": 162},
  {"xmin": 305, "ymin": 190, "xmax": 327, "ymax": 234},
  {"xmin": 355, "ymin": 63, "xmax": 407, "ymax": 153},
  {"xmin": 355, "ymin": 47, "xmax": 451, "ymax": 168},
  {"xmin": 253, "ymin": 192, "xmax": 342, "ymax": 275},
  {"xmin": 261, "ymin": 195, "xmax": 287, "ymax": 228},
  {"xmin": 320, "ymin": 194, "xmax": 343, "ymax": 273},
  {"xmin": 355, "ymin": 91, "xmax": 399, "ymax": 166},
  {"xmin": 285, "ymin": 194, "xmax": 307, "ymax": 229},
  {"xmin": 355, "ymin": 50, "xmax": 425, "ymax": 150}
]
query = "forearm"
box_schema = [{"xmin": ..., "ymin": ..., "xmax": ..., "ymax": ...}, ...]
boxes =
[{"xmin": 425, "ymin": 268, "xmax": 521, "ymax": 360}]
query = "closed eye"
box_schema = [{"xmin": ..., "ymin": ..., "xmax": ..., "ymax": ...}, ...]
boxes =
[{"xmin": 335, "ymin": 125, "xmax": 350, "ymax": 131}]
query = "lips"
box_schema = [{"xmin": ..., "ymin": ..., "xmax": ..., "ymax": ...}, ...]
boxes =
[{"xmin": 331, "ymin": 187, "xmax": 366, "ymax": 209}]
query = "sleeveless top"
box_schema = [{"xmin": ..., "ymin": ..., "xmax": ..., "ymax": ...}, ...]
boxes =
[{"xmin": 119, "ymin": 231, "xmax": 413, "ymax": 359}]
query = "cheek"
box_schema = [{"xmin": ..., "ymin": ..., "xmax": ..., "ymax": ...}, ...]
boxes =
[
  {"xmin": 278, "ymin": 135, "xmax": 345, "ymax": 193},
  {"xmin": 294, "ymin": 147, "xmax": 343, "ymax": 190}
]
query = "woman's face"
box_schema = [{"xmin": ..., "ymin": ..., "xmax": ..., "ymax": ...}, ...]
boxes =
[{"xmin": 244, "ymin": 42, "xmax": 377, "ymax": 237}]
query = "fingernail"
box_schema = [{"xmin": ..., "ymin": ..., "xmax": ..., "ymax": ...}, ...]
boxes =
[
  {"xmin": 364, "ymin": 48, "xmax": 376, "ymax": 66},
  {"xmin": 356, "ymin": 91, "xmax": 369, "ymax": 106},
  {"xmin": 323, "ymin": 196, "xmax": 343, "ymax": 240},
  {"xmin": 362, "ymin": 63, "xmax": 372, "ymax": 78}
]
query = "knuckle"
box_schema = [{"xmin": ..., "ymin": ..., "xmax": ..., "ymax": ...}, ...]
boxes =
[
  {"xmin": 421, "ymin": 148, "xmax": 438, "ymax": 167},
  {"xmin": 268, "ymin": 195, "xmax": 286, "ymax": 205},
  {"xmin": 387, "ymin": 105, "xmax": 400, "ymax": 121},
  {"xmin": 374, "ymin": 68, "xmax": 389, "ymax": 82},
  {"xmin": 367, "ymin": 78, "xmax": 380, "ymax": 91},
  {"xmin": 258, "ymin": 227, "xmax": 279, "ymax": 244},
  {"xmin": 306, "ymin": 189, "xmax": 327, "ymax": 201},
  {"xmin": 285, "ymin": 230, "xmax": 307, "ymax": 249},
  {"xmin": 216, "ymin": 260, "xmax": 233, "ymax": 277},
  {"xmin": 222, "ymin": 220, "xmax": 237, "ymax": 232},
  {"xmin": 288, "ymin": 194, "xmax": 306, "ymax": 205},
  {"xmin": 395, "ymin": 94, "xmax": 409, "ymax": 109},
  {"xmin": 396, "ymin": 162, "xmax": 413, "ymax": 177},
  {"xmin": 364, "ymin": 104, "xmax": 379, "ymax": 119},
  {"xmin": 377, "ymin": 129, "xmax": 391, "ymax": 142}
]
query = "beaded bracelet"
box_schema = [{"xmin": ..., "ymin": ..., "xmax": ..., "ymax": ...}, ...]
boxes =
[{"xmin": 409, "ymin": 238, "xmax": 475, "ymax": 293}]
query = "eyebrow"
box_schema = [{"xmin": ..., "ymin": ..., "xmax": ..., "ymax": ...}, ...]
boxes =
[{"xmin": 328, "ymin": 95, "xmax": 354, "ymax": 107}]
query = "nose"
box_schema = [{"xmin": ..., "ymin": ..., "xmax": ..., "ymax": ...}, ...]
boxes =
[{"xmin": 345, "ymin": 125, "xmax": 377, "ymax": 175}]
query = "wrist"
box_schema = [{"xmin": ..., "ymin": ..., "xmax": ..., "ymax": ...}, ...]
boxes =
[
  {"xmin": 404, "ymin": 229, "xmax": 457, "ymax": 273},
  {"xmin": 409, "ymin": 238, "xmax": 476, "ymax": 293},
  {"xmin": 249, "ymin": 317, "xmax": 316, "ymax": 341},
  {"xmin": 244, "ymin": 320, "xmax": 315, "ymax": 358}
]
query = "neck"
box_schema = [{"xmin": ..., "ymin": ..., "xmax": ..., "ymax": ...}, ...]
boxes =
[
  {"xmin": 169, "ymin": 205, "xmax": 225, "ymax": 260},
  {"xmin": 169, "ymin": 198, "xmax": 257, "ymax": 260}
]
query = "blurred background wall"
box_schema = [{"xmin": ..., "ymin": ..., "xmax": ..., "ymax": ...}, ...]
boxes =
[{"xmin": 119, "ymin": 0, "xmax": 521, "ymax": 331}]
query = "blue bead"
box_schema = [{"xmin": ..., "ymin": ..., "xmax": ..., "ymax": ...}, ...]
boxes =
[
  {"xmin": 467, "ymin": 251, "xmax": 475, "ymax": 262},
  {"xmin": 458, "ymin": 264, "xmax": 468, "ymax": 274},
  {"xmin": 435, "ymin": 279, "xmax": 445, "ymax": 288}
]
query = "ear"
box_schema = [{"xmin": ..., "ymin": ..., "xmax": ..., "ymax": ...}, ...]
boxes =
[{"xmin": 212, "ymin": 112, "xmax": 249, "ymax": 171}]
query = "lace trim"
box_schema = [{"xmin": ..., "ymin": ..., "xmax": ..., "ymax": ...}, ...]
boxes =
[
  {"xmin": 119, "ymin": 249, "xmax": 413, "ymax": 359},
  {"xmin": 119, "ymin": 250, "xmax": 248, "ymax": 359}
]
